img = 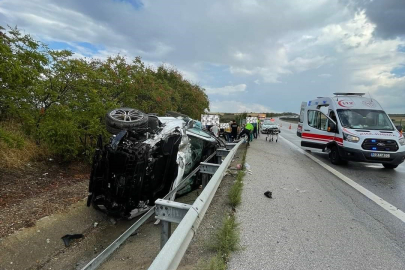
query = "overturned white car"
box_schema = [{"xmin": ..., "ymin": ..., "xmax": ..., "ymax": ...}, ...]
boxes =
[{"xmin": 87, "ymin": 108, "xmax": 223, "ymax": 218}]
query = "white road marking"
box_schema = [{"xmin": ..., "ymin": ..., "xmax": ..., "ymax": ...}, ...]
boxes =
[{"xmin": 279, "ymin": 134, "xmax": 405, "ymax": 224}]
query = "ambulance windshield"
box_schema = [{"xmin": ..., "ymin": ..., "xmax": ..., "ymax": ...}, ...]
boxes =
[{"xmin": 337, "ymin": 109, "xmax": 394, "ymax": 131}]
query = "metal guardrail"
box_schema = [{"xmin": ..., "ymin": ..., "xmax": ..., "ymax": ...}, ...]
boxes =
[
  {"xmin": 149, "ymin": 140, "xmax": 243, "ymax": 270},
  {"xmin": 81, "ymin": 151, "xmax": 218, "ymax": 270}
]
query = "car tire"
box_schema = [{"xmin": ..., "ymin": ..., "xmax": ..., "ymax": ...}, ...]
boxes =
[
  {"xmin": 329, "ymin": 145, "xmax": 344, "ymax": 165},
  {"xmin": 382, "ymin": 163, "xmax": 398, "ymax": 169},
  {"xmin": 105, "ymin": 108, "xmax": 148, "ymax": 134}
]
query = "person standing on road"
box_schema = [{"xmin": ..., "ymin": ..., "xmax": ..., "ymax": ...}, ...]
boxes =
[
  {"xmin": 245, "ymin": 122, "xmax": 254, "ymax": 142},
  {"xmin": 210, "ymin": 124, "xmax": 219, "ymax": 137},
  {"xmin": 253, "ymin": 121, "xmax": 258, "ymax": 139},
  {"xmin": 230, "ymin": 120, "xmax": 238, "ymax": 142},
  {"xmin": 225, "ymin": 122, "xmax": 232, "ymax": 142}
]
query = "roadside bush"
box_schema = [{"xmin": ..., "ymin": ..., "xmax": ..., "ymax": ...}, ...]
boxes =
[
  {"xmin": 213, "ymin": 215, "xmax": 240, "ymax": 259},
  {"xmin": 0, "ymin": 25, "xmax": 210, "ymax": 162},
  {"xmin": 228, "ymin": 171, "xmax": 245, "ymax": 208},
  {"xmin": 0, "ymin": 122, "xmax": 48, "ymax": 168}
]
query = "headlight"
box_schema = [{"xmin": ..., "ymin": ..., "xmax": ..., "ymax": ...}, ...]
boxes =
[
  {"xmin": 343, "ymin": 133, "xmax": 360, "ymax": 143},
  {"xmin": 399, "ymin": 137, "xmax": 405, "ymax": 146}
]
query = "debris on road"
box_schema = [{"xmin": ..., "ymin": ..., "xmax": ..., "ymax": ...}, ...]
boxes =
[
  {"xmin": 110, "ymin": 218, "xmax": 117, "ymax": 225},
  {"xmin": 264, "ymin": 191, "xmax": 272, "ymax": 198},
  {"xmin": 61, "ymin": 234, "xmax": 84, "ymax": 247}
]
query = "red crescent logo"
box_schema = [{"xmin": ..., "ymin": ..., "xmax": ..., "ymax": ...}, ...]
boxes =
[{"xmin": 338, "ymin": 100, "xmax": 354, "ymax": 107}]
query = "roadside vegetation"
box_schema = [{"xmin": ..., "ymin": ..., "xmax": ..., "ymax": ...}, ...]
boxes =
[
  {"xmin": 0, "ymin": 25, "xmax": 209, "ymax": 167},
  {"xmin": 202, "ymin": 145, "xmax": 247, "ymax": 270}
]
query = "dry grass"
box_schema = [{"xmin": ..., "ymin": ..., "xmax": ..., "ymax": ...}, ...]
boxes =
[{"xmin": 0, "ymin": 121, "xmax": 49, "ymax": 169}]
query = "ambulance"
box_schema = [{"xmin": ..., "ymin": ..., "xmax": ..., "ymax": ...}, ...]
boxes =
[{"xmin": 297, "ymin": 93, "xmax": 405, "ymax": 169}]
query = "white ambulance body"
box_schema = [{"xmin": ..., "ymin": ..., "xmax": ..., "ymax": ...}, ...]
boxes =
[{"xmin": 297, "ymin": 93, "xmax": 405, "ymax": 169}]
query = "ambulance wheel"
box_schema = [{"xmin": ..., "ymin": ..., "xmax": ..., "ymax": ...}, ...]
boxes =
[
  {"xmin": 382, "ymin": 164, "xmax": 398, "ymax": 169},
  {"xmin": 329, "ymin": 146, "xmax": 344, "ymax": 165}
]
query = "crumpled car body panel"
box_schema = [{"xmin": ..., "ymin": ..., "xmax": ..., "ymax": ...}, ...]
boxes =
[{"xmin": 88, "ymin": 114, "xmax": 218, "ymax": 218}]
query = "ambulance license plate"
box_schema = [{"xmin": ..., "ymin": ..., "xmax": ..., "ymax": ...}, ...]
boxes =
[{"xmin": 371, "ymin": 153, "xmax": 390, "ymax": 158}]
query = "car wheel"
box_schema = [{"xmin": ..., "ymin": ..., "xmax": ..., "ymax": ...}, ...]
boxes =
[
  {"xmin": 383, "ymin": 163, "xmax": 398, "ymax": 169},
  {"xmin": 329, "ymin": 146, "xmax": 344, "ymax": 165},
  {"xmin": 105, "ymin": 108, "xmax": 148, "ymax": 134}
]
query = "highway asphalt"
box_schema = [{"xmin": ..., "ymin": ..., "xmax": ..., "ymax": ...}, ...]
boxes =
[{"xmin": 228, "ymin": 120, "xmax": 405, "ymax": 270}]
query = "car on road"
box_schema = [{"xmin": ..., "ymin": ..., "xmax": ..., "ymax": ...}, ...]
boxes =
[
  {"xmin": 298, "ymin": 93, "xmax": 405, "ymax": 169},
  {"xmin": 261, "ymin": 119, "xmax": 280, "ymax": 134},
  {"xmin": 87, "ymin": 108, "xmax": 223, "ymax": 218}
]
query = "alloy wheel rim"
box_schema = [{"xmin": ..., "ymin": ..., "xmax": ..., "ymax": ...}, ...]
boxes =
[{"xmin": 110, "ymin": 109, "xmax": 143, "ymax": 122}]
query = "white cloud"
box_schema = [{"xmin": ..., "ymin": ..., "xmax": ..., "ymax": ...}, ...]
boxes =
[
  {"xmin": 205, "ymin": 84, "xmax": 246, "ymax": 96},
  {"xmin": 288, "ymin": 55, "xmax": 331, "ymax": 73},
  {"xmin": 318, "ymin": 73, "xmax": 331, "ymax": 78}
]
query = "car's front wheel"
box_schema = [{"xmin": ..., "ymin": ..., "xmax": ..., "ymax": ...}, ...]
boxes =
[{"xmin": 329, "ymin": 145, "xmax": 346, "ymax": 165}]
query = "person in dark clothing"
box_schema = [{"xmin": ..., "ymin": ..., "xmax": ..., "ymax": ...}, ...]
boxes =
[
  {"xmin": 230, "ymin": 120, "xmax": 238, "ymax": 142},
  {"xmin": 253, "ymin": 122, "xmax": 258, "ymax": 139}
]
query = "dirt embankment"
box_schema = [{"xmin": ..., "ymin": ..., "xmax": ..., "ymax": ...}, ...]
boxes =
[{"xmin": 0, "ymin": 160, "xmax": 90, "ymax": 238}]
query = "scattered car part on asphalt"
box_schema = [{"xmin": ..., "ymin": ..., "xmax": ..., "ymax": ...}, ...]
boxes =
[
  {"xmin": 264, "ymin": 191, "xmax": 272, "ymax": 198},
  {"xmin": 61, "ymin": 234, "xmax": 84, "ymax": 247}
]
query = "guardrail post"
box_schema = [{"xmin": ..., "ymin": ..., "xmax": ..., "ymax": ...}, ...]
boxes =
[
  {"xmin": 201, "ymin": 174, "xmax": 209, "ymax": 189},
  {"xmin": 225, "ymin": 143, "xmax": 237, "ymax": 150},
  {"xmin": 161, "ymin": 221, "xmax": 171, "ymax": 249},
  {"xmin": 155, "ymin": 199, "xmax": 192, "ymax": 249},
  {"xmin": 216, "ymin": 149, "xmax": 230, "ymax": 164},
  {"xmin": 199, "ymin": 162, "xmax": 221, "ymax": 188}
]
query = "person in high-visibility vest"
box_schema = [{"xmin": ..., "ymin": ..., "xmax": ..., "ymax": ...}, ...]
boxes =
[
  {"xmin": 239, "ymin": 122, "xmax": 254, "ymax": 145},
  {"xmin": 245, "ymin": 122, "xmax": 254, "ymax": 142},
  {"xmin": 246, "ymin": 122, "xmax": 254, "ymax": 142}
]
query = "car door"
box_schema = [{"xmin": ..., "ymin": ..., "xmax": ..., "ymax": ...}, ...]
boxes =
[{"xmin": 301, "ymin": 110, "xmax": 334, "ymax": 150}]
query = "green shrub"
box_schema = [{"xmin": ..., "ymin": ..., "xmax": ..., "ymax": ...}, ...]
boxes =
[
  {"xmin": 0, "ymin": 126, "xmax": 25, "ymax": 148},
  {"xmin": 228, "ymin": 171, "xmax": 245, "ymax": 208},
  {"xmin": 213, "ymin": 215, "xmax": 240, "ymax": 259}
]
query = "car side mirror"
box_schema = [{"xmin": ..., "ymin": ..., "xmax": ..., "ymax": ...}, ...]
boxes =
[
  {"xmin": 396, "ymin": 125, "xmax": 403, "ymax": 132},
  {"xmin": 328, "ymin": 121, "xmax": 337, "ymax": 133}
]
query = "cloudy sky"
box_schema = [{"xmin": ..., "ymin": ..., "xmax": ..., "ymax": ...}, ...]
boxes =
[{"xmin": 1, "ymin": 0, "xmax": 404, "ymax": 113}]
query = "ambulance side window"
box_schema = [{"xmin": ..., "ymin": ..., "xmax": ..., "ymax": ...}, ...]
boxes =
[{"xmin": 308, "ymin": 110, "xmax": 328, "ymax": 131}]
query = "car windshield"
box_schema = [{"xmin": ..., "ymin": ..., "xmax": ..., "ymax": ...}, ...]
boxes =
[
  {"xmin": 337, "ymin": 109, "xmax": 394, "ymax": 130},
  {"xmin": 263, "ymin": 120, "xmax": 272, "ymax": 124}
]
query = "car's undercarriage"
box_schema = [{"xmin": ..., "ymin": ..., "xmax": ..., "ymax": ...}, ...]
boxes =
[{"xmin": 87, "ymin": 108, "xmax": 220, "ymax": 218}]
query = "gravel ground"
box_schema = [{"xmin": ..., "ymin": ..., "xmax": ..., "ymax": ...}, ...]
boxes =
[{"xmin": 228, "ymin": 136, "xmax": 405, "ymax": 270}]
